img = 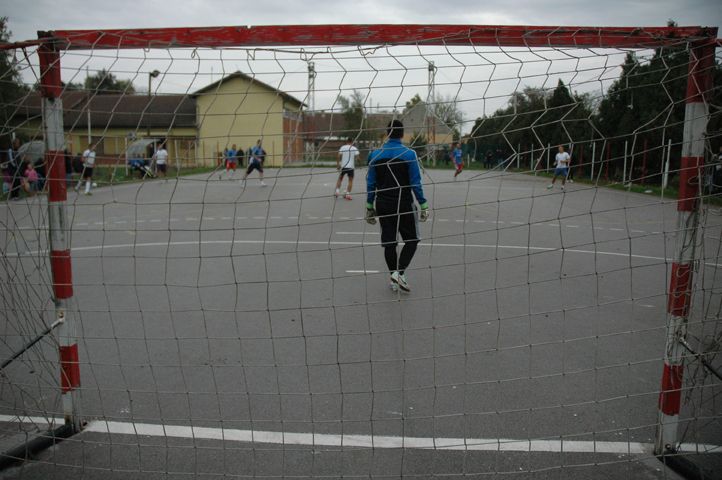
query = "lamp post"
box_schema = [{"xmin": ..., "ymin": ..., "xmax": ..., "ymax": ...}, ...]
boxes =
[{"xmin": 147, "ymin": 70, "xmax": 160, "ymax": 138}]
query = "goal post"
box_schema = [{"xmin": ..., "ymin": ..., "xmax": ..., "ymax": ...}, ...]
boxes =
[
  {"xmin": 654, "ymin": 39, "xmax": 717, "ymax": 457},
  {"xmin": 38, "ymin": 41, "xmax": 83, "ymax": 433},
  {"xmin": 0, "ymin": 23, "xmax": 720, "ymax": 478}
]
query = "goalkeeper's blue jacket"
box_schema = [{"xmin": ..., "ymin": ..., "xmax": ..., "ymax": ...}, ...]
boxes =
[{"xmin": 366, "ymin": 138, "xmax": 427, "ymax": 209}]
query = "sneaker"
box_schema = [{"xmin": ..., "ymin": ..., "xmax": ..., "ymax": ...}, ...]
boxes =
[
  {"xmin": 547, "ymin": 184, "xmax": 553, "ymax": 189},
  {"xmin": 84, "ymin": 191, "xmax": 92, "ymax": 196},
  {"xmin": 389, "ymin": 281, "xmax": 399, "ymax": 292},
  {"xmin": 562, "ymin": 185, "xmax": 566, "ymax": 191},
  {"xmin": 568, "ymin": 179, "xmax": 574, "ymax": 183},
  {"xmin": 345, "ymin": 194, "xmax": 352, "ymax": 200},
  {"xmin": 218, "ymin": 173, "xmax": 223, "ymax": 180},
  {"xmin": 239, "ymin": 180, "xmax": 245, "ymax": 186},
  {"xmin": 334, "ymin": 189, "xmax": 339, "ymax": 197},
  {"xmin": 260, "ymin": 182, "xmax": 267, "ymax": 187},
  {"xmin": 390, "ymin": 271, "xmax": 410, "ymax": 292}
]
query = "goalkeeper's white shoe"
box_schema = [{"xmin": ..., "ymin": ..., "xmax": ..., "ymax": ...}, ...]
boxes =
[
  {"xmin": 390, "ymin": 271, "xmax": 410, "ymax": 292},
  {"xmin": 389, "ymin": 281, "xmax": 399, "ymax": 292}
]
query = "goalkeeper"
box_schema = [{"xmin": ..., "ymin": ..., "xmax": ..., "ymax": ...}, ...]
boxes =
[{"xmin": 366, "ymin": 120, "xmax": 429, "ymax": 292}]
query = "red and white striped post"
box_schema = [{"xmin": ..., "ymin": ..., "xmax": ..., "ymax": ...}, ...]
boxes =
[
  {"xmin": 39, "ymin": 40, "xmax": 82, "ymax": 432},
  {"xmin": 653, "ymin": 41, "xmax": 715, "ymax": 456}
]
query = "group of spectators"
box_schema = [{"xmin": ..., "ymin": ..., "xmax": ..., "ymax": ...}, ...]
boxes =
[{"xmin": 2, "ymin": 139, "xmax": 47, "ymax": 200}]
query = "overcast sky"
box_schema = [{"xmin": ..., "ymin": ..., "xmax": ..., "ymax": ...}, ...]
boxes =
[{"xmin": 4, "ymin": 1, "xmax": 720, "ymax": 132}]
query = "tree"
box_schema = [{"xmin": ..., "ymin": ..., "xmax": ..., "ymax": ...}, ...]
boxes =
[
  {"xmin": 0, "ymin": 17, "xmax": 30, "ymax": 150},
  {"xmin": 85, "ymin": 69, "xmax": 135, "ymax": 94},
  {"xmin": 338, "ymin": 90, "xmax": 372, "ymax": 141},
  {"xmin": 468, "ymin": 81, "xmax": 594, "ymax": 169},
  {"xmin": 405, "ymin": 93, "xmax": 423, "ymax": 110},
  {"xmin": 433, "ymin": 93, "xmax": 463, "ymax": 138}
]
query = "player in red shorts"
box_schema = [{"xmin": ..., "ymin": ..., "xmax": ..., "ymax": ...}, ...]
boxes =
[
  {"xmin": 452, "ymin": 142, "xmax": 463, "ymax": 181},
  {"xmin": 219, "ymin": 144, "xmax": 238, "ymax": 180}
]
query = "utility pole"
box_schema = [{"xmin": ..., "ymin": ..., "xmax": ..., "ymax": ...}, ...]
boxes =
[
  {"xmin": 86, "ymin": 66, "xmax": 91, "ymax": 143},
  {"xmin": 307, "ymin": 62, "xmax": 316, "ymax": 158},
  {"xmin": 427, "ymin": 61, "xmax": 436, "ymax": 164},
  {"xmin": 147, "ymin": 70, "xmax": 160, "ymax": 138}
]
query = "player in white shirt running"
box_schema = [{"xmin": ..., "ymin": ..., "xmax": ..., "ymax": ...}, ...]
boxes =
[
  {"xmin": 75, "ymin": 142, "xmax": 96, "ymax": 195},
  {"xmin": 153, "ymin": 143, "xmax": 169, "ymax": 181},
  {"xmin": 548, "ymin": 145, "xmax": 571, "ymax": 191},
  {"xmin": 335, "ymin": 137, "xmax": 360, "ymax": 200}
]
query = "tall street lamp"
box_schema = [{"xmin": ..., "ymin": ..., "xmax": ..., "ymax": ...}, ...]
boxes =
[{"xmin": 147, "ymin": 70, "xmax": 160, "ymax": 138}]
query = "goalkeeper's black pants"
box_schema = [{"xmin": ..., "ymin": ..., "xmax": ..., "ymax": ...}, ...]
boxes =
[{"xmin": 377, "ymin": 202, "xmax": 420, "ymax": 275}]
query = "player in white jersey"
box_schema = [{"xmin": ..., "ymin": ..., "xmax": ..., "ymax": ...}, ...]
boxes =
[
  {"xmin": 75, "ymin": 142, "xmax": 96, "ymax": 195},
  {"xmin": 154, "ymin": 143, "xmax": 169, "ymax": 181},
  {"xmin": 548, "ymin": 145, "xmax": 571, "ymax": 191},
  {"xmin": 335, "ymin": 137, "xmax": 360, "ymax": 200}
]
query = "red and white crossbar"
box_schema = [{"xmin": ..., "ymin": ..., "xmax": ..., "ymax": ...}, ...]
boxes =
[
  {"xmin": 653, "ymin": 41, "xmax": 716, "ymax": 455},
  {"xmin": 0, "ymin": 25, "xmax": 701, "ymax": 51},
  {"xmin": 38, "ymin": 43, "xmax": 82, "ymax": 432}
]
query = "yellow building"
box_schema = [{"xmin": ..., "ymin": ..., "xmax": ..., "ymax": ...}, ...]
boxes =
[
  {"xmin": 11, "ymin": 71, "xmax": 305, "ymax": 168},
  {"xmin": 192, "ymin": 72, "xmax": 305, "ymax": 167}
]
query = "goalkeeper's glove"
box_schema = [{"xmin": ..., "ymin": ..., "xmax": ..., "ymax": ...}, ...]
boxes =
[
  {"xmin": 365, "ymin": 206, "xmax": 377, "ymax": 225},
  {"xmin": 419, "ymin": 208, "xmax": 429, "ymax": 222}
]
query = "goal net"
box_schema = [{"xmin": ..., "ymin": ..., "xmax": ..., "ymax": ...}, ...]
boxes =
[{"xmin": 1, "ymin": 25, "xmax": 720, "ymax": 478}]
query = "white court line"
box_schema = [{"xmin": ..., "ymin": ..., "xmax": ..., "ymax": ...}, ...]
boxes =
[
  {"xmin": 346, "ymin": 270, "xmax": 379, "ymax": 274},
  {"xmin": 336, "ymin": 232, "xmax": 374, "ymax": 235},
  {"xmin": 8, "ymin": 240, "xmax": 674, "ymax": 264},
  {"xmin": 0, "ymin": 416, "xmax": 710, "ymax": 456}
]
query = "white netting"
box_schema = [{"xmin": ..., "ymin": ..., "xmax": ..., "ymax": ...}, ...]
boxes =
[{"xmin": 1, "ymin": 28, "xmax": 720, "ymax": 478}]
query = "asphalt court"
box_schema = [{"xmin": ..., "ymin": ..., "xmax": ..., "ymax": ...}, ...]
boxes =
[{"xmin": 1, "ymin": 167, "xmax": 720, "ymax": 478}]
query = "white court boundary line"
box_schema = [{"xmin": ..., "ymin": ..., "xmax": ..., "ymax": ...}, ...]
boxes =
[
  {"xmin": 7, "ymin": 239, "xmax": 674, "ymax": 263},
  {"xmin": 1, "ymin": 415, "xmax": 719, "ymax": 455}
]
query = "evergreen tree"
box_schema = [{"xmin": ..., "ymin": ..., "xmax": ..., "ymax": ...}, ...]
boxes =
[{"xmin": 0, "ymin": 17, "xmax": 29, "ymax": 150}]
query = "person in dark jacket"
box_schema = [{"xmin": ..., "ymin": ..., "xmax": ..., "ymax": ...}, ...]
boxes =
[{"xmin": 366, "ymin": 120, "xmax": 429, "ymax": 293}]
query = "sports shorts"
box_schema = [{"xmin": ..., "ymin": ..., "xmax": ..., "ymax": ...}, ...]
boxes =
[
  {"xmin": 339, "ymin": 167, "xmax": 355, "ymax": 178},
  {"xmin": 82, "ymin": 166, "xmax": 94, "ymax": 179},
  {"xmin": 554, "ymin": 167, "xmax": 568, "ymax": 176},
  {"xmin": 246, "ymin": 162, "xmax": 263, "ymax": 174},
  {"xmin": 157, "ymin": 163, "xmax": 167, "ymax": 173},
  {"xmin": 225, "ymin": 160, "xmax": 236, "ymax": 170},
  {"xmin": 455, "ymin": 163, "xmax": 463, "ymax": 171},
  {"xmin": 376, "ymin": 202, "xmax": 420, "ymax": 248}
]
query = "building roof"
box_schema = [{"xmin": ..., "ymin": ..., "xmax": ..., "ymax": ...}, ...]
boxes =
[
  {"xmin": 191, "ymin": 71, "xmax": 306, "ymax": 108},
  {"xmin": 14, "ymin": 91, "xmax": 196, "ymax": 130}
]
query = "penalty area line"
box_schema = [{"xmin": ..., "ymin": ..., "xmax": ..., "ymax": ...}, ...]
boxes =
[{"xmin": 80, "ymin": 419, "xmax": 722, "ymax": 455}]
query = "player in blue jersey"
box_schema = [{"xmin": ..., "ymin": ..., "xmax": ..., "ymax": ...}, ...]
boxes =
[
  {"xmin": 219, "ymin": 144, "xmax": 238, "ymax": 180},
  {"xmin": 452, "ymin": 142, "xmax": 463, "ymax": 180},
  {"xmin": 366, "ymin": 120, "xmax": 429, "ymax": 292},
  {"xmin": 240, "ymin": 140, "xmax": 266, "ymax": 187}
]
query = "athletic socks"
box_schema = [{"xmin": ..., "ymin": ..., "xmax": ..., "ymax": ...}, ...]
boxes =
[{"xmin": 85, "ymin": 181, "xmax": 91, "ymax": 194}]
